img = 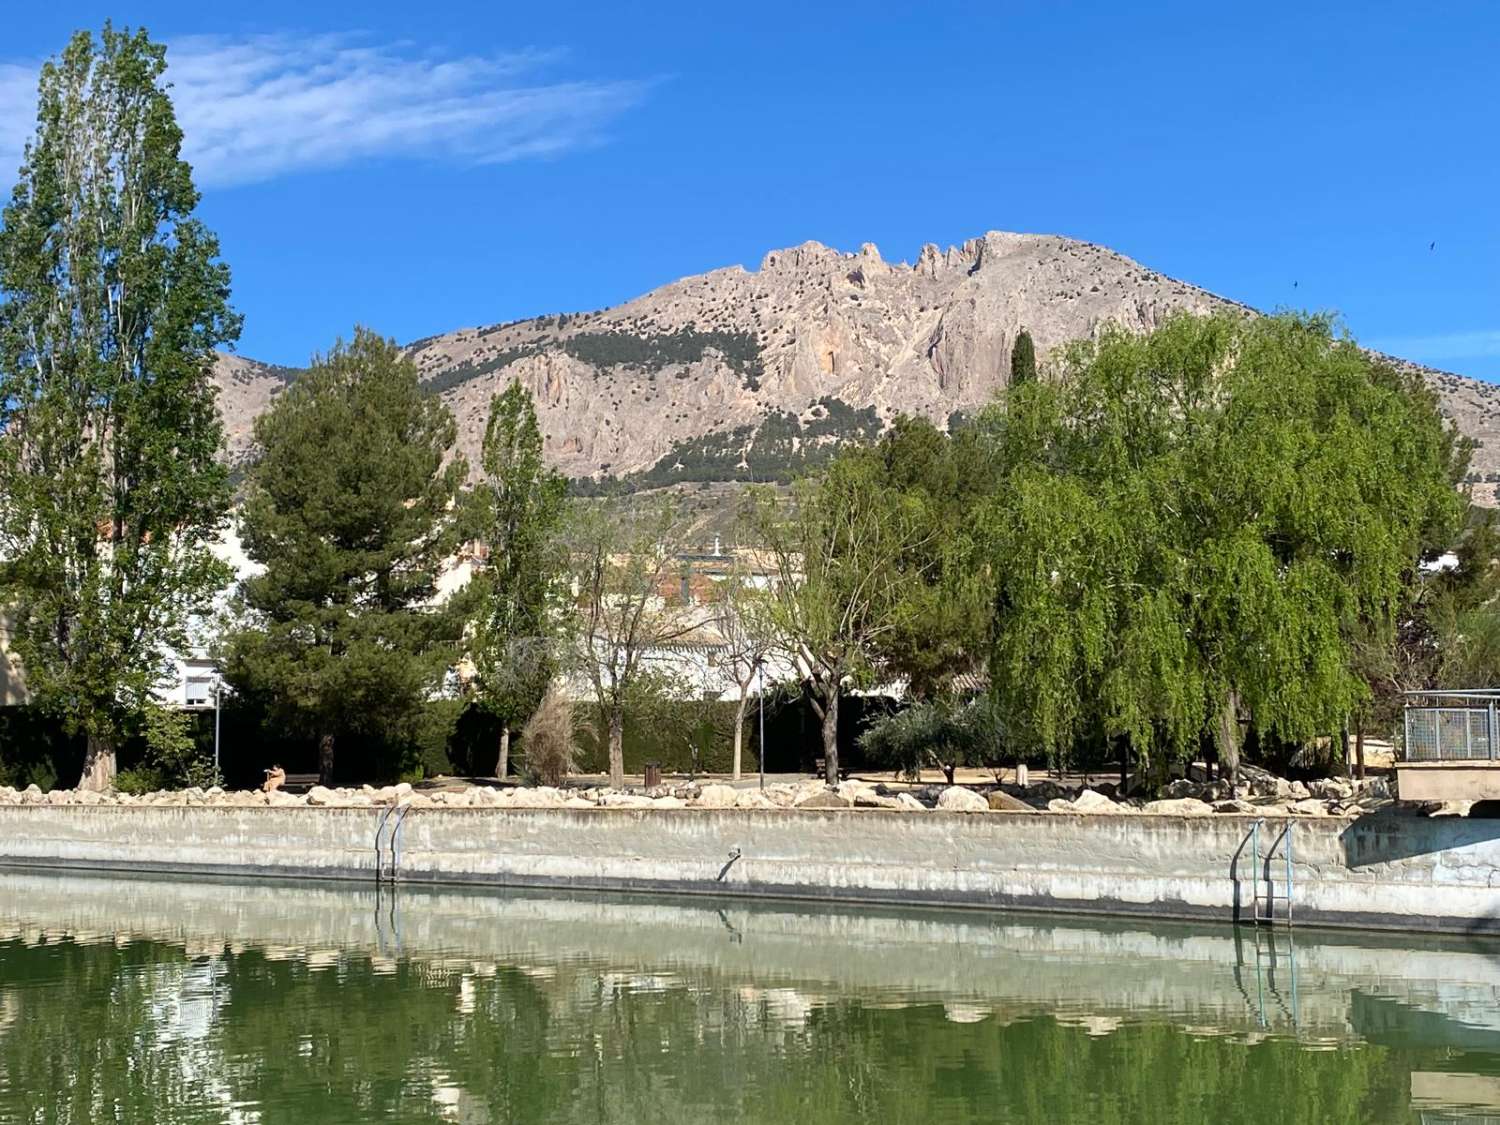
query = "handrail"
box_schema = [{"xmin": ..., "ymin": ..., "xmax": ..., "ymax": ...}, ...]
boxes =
[{"xmin": 373, "ymin": 804, "xmax": 397, "ymax": 882}]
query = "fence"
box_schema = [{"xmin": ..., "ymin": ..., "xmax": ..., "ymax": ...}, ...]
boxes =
[{"xmin": 1403, "ymin": 690, "xmax": 1500, "ymax": 762}]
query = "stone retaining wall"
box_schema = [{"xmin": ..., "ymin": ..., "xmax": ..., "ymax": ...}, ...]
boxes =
[{"xmin": 1, "ymin": 805, "xmax": 1497, "ymax": 933}]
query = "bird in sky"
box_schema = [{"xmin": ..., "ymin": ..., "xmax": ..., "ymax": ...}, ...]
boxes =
[{"xmin": 1430, "ymin": 240, "xmax": 1437, "ymax": 251}]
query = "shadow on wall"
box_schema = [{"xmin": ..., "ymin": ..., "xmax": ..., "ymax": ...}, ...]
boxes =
[{"xmin": 1339, "ymin": 808, "xmax": 1500, "ymax": 868}]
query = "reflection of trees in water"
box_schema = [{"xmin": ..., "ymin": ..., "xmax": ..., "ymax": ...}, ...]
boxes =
[{"xmin": 0, "ymin": 937, "xmax": 1444, "ymax": 1123}]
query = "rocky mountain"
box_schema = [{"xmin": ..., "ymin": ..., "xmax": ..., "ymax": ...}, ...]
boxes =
[{"xmin": 213, "ymin": 230, "xmax": 1500, "ymax": 500}]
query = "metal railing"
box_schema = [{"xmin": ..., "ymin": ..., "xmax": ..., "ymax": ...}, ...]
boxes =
[{"xmin": 1403, "ymin": 690, "xmax": 1500, "ymax": 762}]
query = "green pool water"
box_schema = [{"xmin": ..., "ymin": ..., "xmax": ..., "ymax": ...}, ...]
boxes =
[{"xmin": 0, "ymin": 870, "xmax": 1498, "ymax": 1123}]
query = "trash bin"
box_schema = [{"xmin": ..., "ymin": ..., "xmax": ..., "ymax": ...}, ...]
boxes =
[{"xmin": 643, "ymin": 761, "xmax": 662, "ymax": 788}]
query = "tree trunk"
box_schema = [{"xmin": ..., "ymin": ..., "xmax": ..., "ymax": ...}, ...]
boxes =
[
  {"xmin": 78, "ymin": 732, "xmax": 116, "ymax": 792},
  {"xmin": 608, "ymin": 708, "xmax": 625, "ymax": 789},
  {"xmin": 1355, "ymin": 719, "xmax": 1366, "ymax": 781},
  {"xmin": 496, "ymin": 723, "xmax": 510, "ymax": 779},
  {"xmin": 732, "ymin": 693, "xmax": 750, "ymax": 782},
  {"xmin": 1217, "ymin": 689, "xmax": 1241, "ymax": 795},
  {"xmin": 821, "ymin": 687, "xmax": 840, "ymax": 784},
  {"xmin": 319, "ymin": 733, "xmax": 335, "ymax": 788}
]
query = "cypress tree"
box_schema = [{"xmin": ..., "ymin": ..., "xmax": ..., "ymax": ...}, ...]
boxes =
[{"xmin": 1010, "ymin": 329, "xmax": 1037, "ymax": 384}]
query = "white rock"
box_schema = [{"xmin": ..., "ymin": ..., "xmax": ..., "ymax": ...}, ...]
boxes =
[
  {"xmin": 1142, "ymin": 797, "xmax": 1214, "ymax": 817},
  {"xmin": 895, "ymin": 793, "xmax": 927, "ymax": 811},
  {"xmin": 651, "ymin": 796, "xmax": 687, "ymax": 809},
  {"xmin": 1069, "ymin": 789, "xmax": 1124, "ymax": 814},
  {"xmin": 693, "ymin": 784, "xmax": 739, "ymax": 809},
  {"xmin": 734, "ymin": 790, "xmax": 776, "ymax": 809},
  {"xmin": 508, "ymin": 787, "xmax": 566, "ymax": 809},
  {"xmin": 599, "ymin": 793, "xmax": 655, "ymax": 809},
  {"xmin": 305, "ymin": 786, "xmax": 337, "ymax": 806},
  {"xmin": 563, "ymin": 796, "xmax": 598, "ymax": 809},
  {"xmin": 936, "ymin": 787, "xmax": 989, "ymax": 813}
]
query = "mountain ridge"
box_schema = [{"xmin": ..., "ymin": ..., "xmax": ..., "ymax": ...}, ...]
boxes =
[{"xmin": 213, "ymin": 230, "xmax": 1500, "ymax": 501}]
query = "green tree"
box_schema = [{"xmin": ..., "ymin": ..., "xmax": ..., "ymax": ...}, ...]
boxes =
[
  {"xmin": 223, "ymin": 329, "xmax": 466, "ymax": 785},
  {"xmin": 0, "ymin": 27, "xmax": 239, "ymax": 789},
  {"xmin": 754, "ymin": 451, "xmax": 939, "ymax": 782},
  {"xmin": 984, "ymin": 312, "xmax": 1463, "ymax": 786},
  {"xmin": 465, "ymin": 380, "xmax": 567, "ymax": 777},
  {"xmin": 1010, "ymin": 328, "xmax": 1037, "ymax": 384},
  {"xmin": 859, "ymin": 693, "xmax": 1002, "ymax": 784},
  {"xmin": 868, "ymin": 415, "xmax": 998, "ymax": 700}
]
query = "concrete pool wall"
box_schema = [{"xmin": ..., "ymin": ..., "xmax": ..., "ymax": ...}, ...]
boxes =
[{"xmin": 2, "ymin": 804, "xmax": 1498, "ymax": 934}]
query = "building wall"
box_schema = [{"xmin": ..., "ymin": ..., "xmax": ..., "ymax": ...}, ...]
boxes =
[{"xmin": 2, "ymin": 805, "xmax": 1498, "ymax": 934}]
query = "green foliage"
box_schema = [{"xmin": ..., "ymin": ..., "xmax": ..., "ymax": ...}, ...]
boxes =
[
  {"xmin": 1010, "ymin": 328, "xmax": 1037, "ymax": 383},
  {"xmin": 867, "ymin": 415, "xmax": 1001, "ymax": 698},
  {"xmin": 463, "ymin": 380, "xmax": 568, "ymax": 766},
  {"xmin": 858, "ymin": 694, "xmax": 1004, "ymax": 782},
  {"xmin": 0, "ymin": 25, "xmax": 238, "ymax": 786},
  {"xmin": 137, "ymin": 703, "xmax": 220, "ymax": 789},
  {"xmin": 984, "ymin": 312, "xmax": 1465, "ymax": 772},
  {"xmin": 425, "ymin": 326, "xmax": 765, "ymax": 396},
  {"xmin": 223, "ymin": 329, "xmax": 467, "ymax": 784},
  {"xmin": 569, "ymin": 398, "xmax": 882, "ymax": 495}
]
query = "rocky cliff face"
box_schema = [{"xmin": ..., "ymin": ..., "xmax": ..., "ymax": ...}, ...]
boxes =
[{"xmin": 214, "ymin": 230, "xmax": 1500, "ymax": 498}]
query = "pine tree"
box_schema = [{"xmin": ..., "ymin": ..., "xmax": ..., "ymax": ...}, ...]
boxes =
[
  {"xmin": 465, "ymin": 380, "xmax": 567, "ymax": 777},
  {"xmin": 0, "ymin": 27, "xmax": 239, "ymax": 789},
  {"xmin": 224, "ymin": 330, "xmax": 466, "ymax": 785},
  {"xmin": 1010, "ymin": 329, "xmax": 1037, "ymax": 384}
]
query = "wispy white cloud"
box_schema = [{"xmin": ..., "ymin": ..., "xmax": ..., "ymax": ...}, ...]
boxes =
[
  {"xmin": 0, "ymin": 35, "xmax": 650, "ymax": 188},
  {"xmin": 1368, "ymin": 330, "xmax": 1500, "ymax": 361}
]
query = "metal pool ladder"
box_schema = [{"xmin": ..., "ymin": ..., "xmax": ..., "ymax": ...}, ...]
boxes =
[
  {"xmin": 1249, "ymin": 818, "xmax": 1295, "ymax": 926},
  {"xmin": 373, "ymin": 802, "xmax": 414, "ymax": 883}
]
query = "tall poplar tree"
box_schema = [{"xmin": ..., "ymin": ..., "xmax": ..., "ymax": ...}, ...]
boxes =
[
  {"xmin": 466, "ymin": 380, "xmax": 567, "ymax": 777},
  {"xmin": 224, "ymin": 330, "xmax": 466, "ymax": 786},
  {"xmin": 0, "ymin": 27, "xmax": 238, "ymax": 789}
]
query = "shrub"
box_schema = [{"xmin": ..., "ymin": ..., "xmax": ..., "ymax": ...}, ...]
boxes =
[{"xmin": 519, "ymin": 686, "xmax": 578, "ymax": 787}]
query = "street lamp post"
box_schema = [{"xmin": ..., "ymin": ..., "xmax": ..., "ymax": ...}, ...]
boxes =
[{"xmin": 213, "ymin": 677, "xmax": 222, "ymax": 780}]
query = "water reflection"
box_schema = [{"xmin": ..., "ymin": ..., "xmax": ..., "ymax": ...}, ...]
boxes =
[{"xmin": 1, "ymin": 869, "xmax": 1499, "ymax": 1122}]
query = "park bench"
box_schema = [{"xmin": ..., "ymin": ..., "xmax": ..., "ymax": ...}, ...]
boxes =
[{"xmin": 813, "ymin": 758, "xmax": 852, "ymax": 782}]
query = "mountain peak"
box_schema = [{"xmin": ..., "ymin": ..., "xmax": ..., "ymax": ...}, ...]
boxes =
[{"xmin": 216, "ymin": 229, "xmax": 1500, "ymax": 502}]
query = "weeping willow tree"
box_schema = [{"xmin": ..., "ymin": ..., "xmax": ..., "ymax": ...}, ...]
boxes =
[{"xmin": 984, "ymin": 312, "xmax": 1465, "ymax": 785}]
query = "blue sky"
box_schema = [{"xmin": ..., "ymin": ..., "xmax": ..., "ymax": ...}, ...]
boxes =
[{"xmin": 2, "ymin": 1, "xmax": 1496, "ymax": 376}]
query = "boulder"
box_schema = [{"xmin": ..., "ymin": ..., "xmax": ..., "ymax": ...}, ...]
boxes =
[
  {"xmin": 305, "ymin": 786, "xmax": 337, "ymax": 806},
  {"xmin": 1212, "ymin": 799, "xmax": 1258, "ymax": 815},
  {"xmin": 794, "ymin": 789, "xmax": 852, "ymax": 810},
  {"xmin": 735, "ymin": 790, "xmax": 777, "ymax": 809},
  {"xmin": 19, "ymin": 785, "xmax": 44, "ymax": 805},
  {"xmin": 508, "ymin": 787, "xmax": 567, "ymax": 809},
  {"xmin": 651, "ymin": 796, "xmax": 687, "ymax": 809},
  {"xmin": 895, "ymin": 793, "xmax": 928, "ymax": 811},
  {"xmin": 986, "ymin": 790, "xmax": 1035, "ymax": 813},
  {"xmin": 1142, "ymin": 797, "xmax": 1214, "ymax": 817},
  {"xmin": 764, "ymin": 785, "xmax": 801, "ymax": 807},
  {"xmin": 1289, "ymin": 798, "xmax": 1327, "ymax": 817},
  {"xmin": 693, "ymin": 784, "xmax": 739, "ymax": 809},
  {"xmin": 563, "ymin": 796, "xmax": 598, "ymax": 809},
  {"xmin": 1070, "ymin": 789, "xmax": 1124, "ymax": 814},
  {"xmin": 853, "ymin": 791, "xmax": 904, "ymax": 809},
  {"xmin": 45, "ymin": 789, "xmax": 71, "ymax": 805},
  {"xmin": 599, "ymin": 793, "xmax": 655, "ymax": 809},
  {"xmin": 936, "ymin": 786, "xmax": 989, "ymax": 813},
  {"xmin": 1047, "ymin": 798, "xmax": 1077, "ymax": 813},
  {"xmin": 1307, "ymin": 778, "xmax": 1353, "ymax": 801}
]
